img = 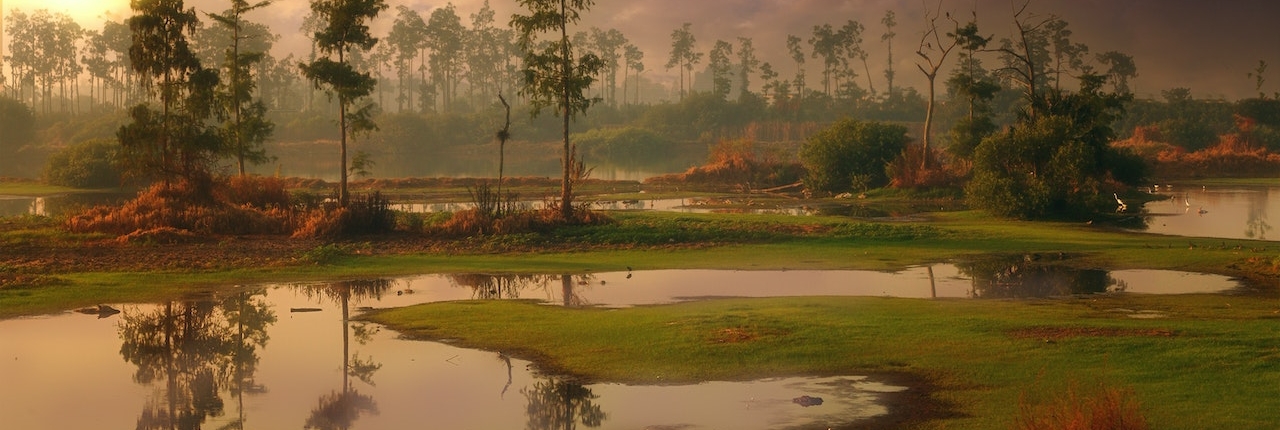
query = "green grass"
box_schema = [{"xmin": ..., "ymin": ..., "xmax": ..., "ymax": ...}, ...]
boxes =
[
  {"xmin": 2, "ymin": 186, "xmax": 1279, "ymax": 427},
  {"xmin": 3, "ymin": 209, "xmax": 1275, "ymax": 318},
  {"xmin": 367, "ymin": 293, "xmax": 1280, "ymax": 430}
]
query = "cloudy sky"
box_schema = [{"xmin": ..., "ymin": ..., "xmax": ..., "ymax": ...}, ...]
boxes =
[{"xmin": 5, "ymin": 0, "xmax": 1279, "ymax": 100}]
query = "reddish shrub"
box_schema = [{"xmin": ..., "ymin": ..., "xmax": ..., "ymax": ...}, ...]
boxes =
[
  {"xmin": 888, "ymin": 144, "xmax": 961, "ymax": 189},
  {"xmin": 646, "ymin": 138, "xmax": 804, "ymax": 190},
  {"xmin": 220, "ymin": 175, "xmax": 291, "ymax": 209},
  {"xmin": 1015, "ymin": 382, "xmax": 1149, "ymax": 430},
  {"xmin": 292, "ymin": 208, "xmax": 349, "ymax": 239},
  {"xmin": 67, "ymin": 179, "xmax": 292, "ymax": 237},
  {"xmin": 116, "ymin": 227, "xmax": 205, "ymax": 245}
]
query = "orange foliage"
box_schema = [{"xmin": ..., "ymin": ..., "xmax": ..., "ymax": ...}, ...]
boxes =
[
  {"xmin": 435, "ymin": 207, "xmax": 610, "ymax": 237},
  {"xmin": 1015, "ymin": 382, "xmax": 1149, "ymax": 430},
  {"xmin": 888, "ymin": 144, "xmax": 961, "ymax": 189},
  {"xmin": 646, "ymin": 138, "xmax": 804, "ymax": 190},
  {"xmin": 1113, "ymin": 126, "xmax": 1280, "ymax": 179},
  {"xmin": 220, "ymin": 175, "xmax": 291, "ymax": 209},
  {"xmin": 291, "ymin": 208, "xmax": 348, "ymax": 239},
  {"xmin": 66, "ymin": 179, "xmax": 294, "ymax": 238}
]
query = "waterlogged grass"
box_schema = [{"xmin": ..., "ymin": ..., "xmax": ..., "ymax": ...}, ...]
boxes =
[
  {"xmin": 4, "ymin": 202, "xmax": 1279, "ymax": 428},
  {"xmin": 3, "ymin": 209, "xmax": 1276, "ymax": 318},
  {"xmin": 368, "ymin": 293, "xmax": 1280, "ymax": 430},
  {"xmin": 551, "ymin": 211, "xmax": 945, "ymax": 246}
]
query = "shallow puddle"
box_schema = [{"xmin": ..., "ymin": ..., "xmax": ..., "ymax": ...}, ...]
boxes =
[
  {"xmin": 0, "ymin": 285, "xmax": 901, "ymax": 430},
  {"xmin": 370, "ymin": 264, "xmax": 1245, "ymax": 309}
]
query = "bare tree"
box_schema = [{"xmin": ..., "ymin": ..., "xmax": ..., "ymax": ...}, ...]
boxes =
[{"xmin": 915, "ymin": 2, "xmax": 960, "ymax": 169}]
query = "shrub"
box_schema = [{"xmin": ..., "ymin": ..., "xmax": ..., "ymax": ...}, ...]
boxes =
[
  {"xmin": 43, "ymin": 138, "xmax": 122, "ymax": 188},
  {"xmin": 645, "ymin": 138, "xmax": 804, "ymax": 190},
  {"xmin": 344, "ymin": 191, "xmax": 395, "ymax": 235},
  {"xmin": 292, "ymin": 208, "xmax": 348, "ymax": 239},
  {"xmin": 219, "ymin": 175, "xmax": 291, "ymax": 210},
  {"xmin": 1015, "ymin": 382, "xmax": 1149, "ymax": 430},
  {"xmin": 887, "ymin": 144, "xmax": 960, "ymax": 189},
  {"xmin": 434, "ymin": 206, "xmax": 610, "ymax": 237},
  {"xmin": 0, "ymin": 96, "xmax": 35, "ymax": 153},
  {"xmin": 800, "ymin": 119, "xmax": 909, "ymax": 194},
  {"xmin": 292, "ymin": 191, "xmax": 395, "ymax": 239},
  {"xmin": 66, "ymin": 179, "xmax": 292, "ymax": 237}
]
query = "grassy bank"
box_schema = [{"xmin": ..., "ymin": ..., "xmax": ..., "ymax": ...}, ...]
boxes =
[
  {"xmin": 367, "ymin": 293, "xmax": 1280, "ymax": 429},
  {"xmin": 2, "ymin": 210, "xmax": 1276, "ymax": 318},
  {"xmin": 3, "ymin": 183, "xmax": 1279, "ymax": 428}
]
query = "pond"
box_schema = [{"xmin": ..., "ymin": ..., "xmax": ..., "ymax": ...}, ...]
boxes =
[
  {"xmin": 0, "ymin": 284, "xmax": 899, "ymax": 430},
  {"xmin": 0, "ymin": 192, "xmax": 131, "ymax": 218},
  {"xmin": 0, "ymin": 262, "xmax": 1252, "ymax": 430},
  {"xmin": 1140, "ymin": 184, "xmax": 1280, "ymax": 241}
]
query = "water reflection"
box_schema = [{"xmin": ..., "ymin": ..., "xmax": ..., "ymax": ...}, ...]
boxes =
[
  {"xmin": 294, "ymin": 280, "xmax": 392, "ymax": 430},
  {"xmin": 524, "ymin": 379, "xmax": 606, "ymax": 430},
  {"xmin": 955, "ymin": 256, "xmax": 1117, "ymax": 298},
  {"xmin": 0, "ymin": 265, "xmax": 1254, "ymax": 430},
  {"xmin": 411, "ymin": 265, "xmax": 1242, "ymax": 307},
  {"xmin": 118, "ymin": 291, "xmax": 275, "ymax": 430},
  {"xmin": 1143, "ymin": 185, "xmax": 1280, "ymax": 241},
  {"xmin": 445, "ymin": 273, "xmax": 597, "ymax": 306},
  {"xmin": 0, "ymin": 193, "xmax": 131, "ymax": 217}
]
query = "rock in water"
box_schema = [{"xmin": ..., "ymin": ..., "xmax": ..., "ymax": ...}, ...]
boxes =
[{"xmin": 792, "ymin": 395, "xmax": 824, "ymax": 407}]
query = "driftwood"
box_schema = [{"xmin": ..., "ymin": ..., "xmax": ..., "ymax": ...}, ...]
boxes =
[{"xmin": 752, "ymin": 181, "xmax": 805, "ymax": 199}]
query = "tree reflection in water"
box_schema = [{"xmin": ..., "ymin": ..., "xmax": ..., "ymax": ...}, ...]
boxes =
[
  {"xmin": 524, "ymin": 378, "xmax": 607, "ymax": 430},
  {"xmin": 447, "ymin": 273, "xmax": 595, "ymax": 306},
  {"xmin": 1245, "ymin": 187, "xmax": 1272, "ymax": 240},
  {"xmin": 956, "ymin": 255, "xmax": 1118, "ymax": 298},
  {"xmin": 118, "ymin": 290, "xmax": 275, "ymax": 430},
  {"xmin": 448, "ymin": 273, "xmax": 553, "ymax": 300},
  {"xmin": 295, "ymin": 279, "xmax": 392, "ymax": 430}
]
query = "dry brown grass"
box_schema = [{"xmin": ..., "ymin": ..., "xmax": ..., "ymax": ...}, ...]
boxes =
[
  {"xmin": 434, "ymin": 206, "xmax": 611, "ymax": 237},
  {"xmin": 645, "ymin": 138, "xmax": 804, "ymax": 190},
  {"xmin": 291, "ymin": 208, "xmax": 348, "ymax": 239},
  {"xmin": 1015, "ymin": 381, "xmax": 1149, "ymax": 430},
  {"xmin": 888, "ymin": 144, "xmax": 962, "ymax": 189},
  {"xmin": 1114, "ymin": 126, "xmax": 1280, "ymax": 179},
  {"xmin": 220, "ymin": 175, "xmax": 291, "ymax": 209},
  {"xmin": 66, "ymin": 179, "xmax": 294, "ymax": 238}
]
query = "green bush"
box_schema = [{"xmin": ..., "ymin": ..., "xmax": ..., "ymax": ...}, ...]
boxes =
[
  {"xmin": 800, "ymin": 118, "xmax": 909, "ymax": 194},
  {"xmin": 0, "ymin": 96, "xmax": 34, "ymax": 152},
  {"xmin": 43, "ymin": 138, "xmax": 122, "ymax": 188}
]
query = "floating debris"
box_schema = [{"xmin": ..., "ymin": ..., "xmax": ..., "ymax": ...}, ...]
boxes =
[{"xmin": 792, "ymin": 395, "xmax": 824, "ymax": 407}]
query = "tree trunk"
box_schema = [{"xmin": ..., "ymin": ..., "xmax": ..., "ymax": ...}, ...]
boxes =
[
  {"xmin": 559, "ymin": 0, "xmax": 573, "ymax": 220},
  {"xmin": 339, "ymin": 48, "xmax": 349, "ymax": 207},
  {"xmin": 922, "ymin": 73, "xmax": 935, "ymax": 170}
]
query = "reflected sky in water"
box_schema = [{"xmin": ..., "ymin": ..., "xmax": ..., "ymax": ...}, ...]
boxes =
[
  {"xmin": 1141, "ymin": 185, "xmax": 1279, "ymax": 241},
  {"xmin": 1, "ymin": 263, "xmax": 1245, "ymax": 429},
  {"xmin": 0, "ymin": 281, "xmax": 906, "ymax": 430}
]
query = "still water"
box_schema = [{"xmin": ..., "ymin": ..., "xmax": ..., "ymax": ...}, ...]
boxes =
[
  {"xmin": 1142, "ymin": 184, "xmax": 1280, "ymax": 241},
  {"xmin": 0, "ymin": 283, "xmax": 898, "ymax": 430},
  {"xmin": 0, "ymin": 192, "xmax": 130, "ymax": 218},
  {"xmin": 0, "ymin": 263, "xmax": 1248, "ymax": 430}
]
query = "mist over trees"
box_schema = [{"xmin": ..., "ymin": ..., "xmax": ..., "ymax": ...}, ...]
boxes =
[{"xmin": 3, "ymin": 0, "xmax": 1280, "ymax": 218}]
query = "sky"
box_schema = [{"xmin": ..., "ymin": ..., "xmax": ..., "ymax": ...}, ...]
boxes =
[{"xmin": 3, "ymin": 0, "xmax": 1279, "ymax": 100}]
